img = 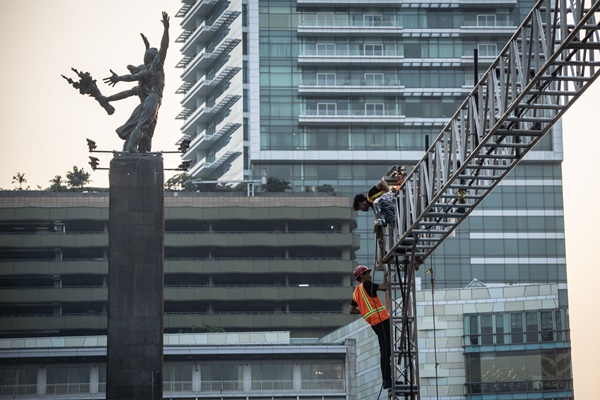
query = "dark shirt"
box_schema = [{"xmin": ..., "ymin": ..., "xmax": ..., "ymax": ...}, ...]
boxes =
[{"xmin": 367, "ymin": 186, "xmax": 387, "ymax": 204}]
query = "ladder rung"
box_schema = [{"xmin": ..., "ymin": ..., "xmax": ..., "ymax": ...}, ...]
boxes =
[
  {"xmin": 410, "ymin": 229, "xmax": 449, "ymax": 234},
  {"xmin": 456, "ymin": 175, "xmax": 500, "ymax": 180},
  {"xmin": 432, "ymin": 202, "xmax": 475, "ymax": 207},
  {"xmin": 567, "ymin": 42, "xmax": 600, "ymax": 50},
  {"xmin": 494, "ymin": 129, "xmax": 545, "ymax": 136},
  {"xmin": 439, "ymin": 194, "xmax": 482, "ymax": 200},
  {"xmin": 483, "ymin": 143, "xmax": 531, "ymax": 149},
  {"xmin": 429, "ymin": 208, "xmax": 472, "ymax": 215},
  {"xmin": 423, "ymin": 212, "xmax": 466, "ymax": 218},
  {"xmin": 392, "ymin": 247, "xmax": 434, "ymax": 253},
  {"xmin": 554, "ymin": 60, "xmax": 600, "ymax": 66},
  {"xmin": 418, "ymin": 221, "xmax": 459, "ymax": 227},
  {"xmin": 393, "ymin": 385, "xmax": 420, "ymax": 394},
  {"xmin": 521, "ymin": 103, "xmax": 564, "ymax": 109},
  {"xmin": 463, "ymin": 164, "xmax": 510, "ymax": 170},
  {"xmin": 449, "ymin": 184, "xmax": 490, "ymax": 190},
  {"xmin": 504, "ymin": 116, "xmax": 554, "ymax": 122},
  {"xmin": 394, "ymin": 237, "xmax": 440, "ymax": 242},
  {"xmin": 528, "ymin": 90, "xmax": 578, "ymax": 96},
  {"xmin": 473, "ymin": 154, "xmax": 519, "ymax": 160},
  {"xmin": 546, "ymin": 75, "xmax": 591, "ymax": 82}
]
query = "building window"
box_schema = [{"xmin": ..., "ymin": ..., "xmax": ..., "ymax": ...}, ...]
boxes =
[
  {"xmin": 46, "ymin": 366, "xmax": 90, "ymax": 395},
  {"xmin": 495, "ymin": 313, "xmax": 505, "ymax": 344},
  {"xmin": 477, "ymin": 43, "xmax": 498, "ymax": 57},
  {"xmin": 511, "ymin": 313, "xmax": 524, "ymax": 344},
  {"xmin": 206, "ymin": 124, "xmax": 215, "ymax": 136},
  {"xmin": 316, "ymin": 43, "xmax": 336, "ymax": 56},
  {"xmin": 465, "ymin": 310, "xmax": 569, "ymax": 346},
  {"xmin": 526, "ymin": 312, "xmax": 539, "ymax": 343},
  {"xmin": 365, "ymin": 103, "xmax": 385, "ymax": 116},
  {"xmin": 363, "ymin": 44, "xmax": 383, "ymax": 56},
  {"xmin": 0, "ymin": 368, "xmax": 37, "ymax": 396},
  {"xmin": 364, "ymin": 14, "xmax": 384, "ymax": 26},
  {"xmin": 251, "ymin": 364, "xmax": 293, "ymax": 391},
  {"xmin": 317, "ymin": 103, "xmax": 337, "ymax": 116},
  {"xmin": 200, "ymin": 364, "xmax": 242, "ymax": 392},
  {"xmin": 315, "ymin": 13, "xmax": 335, "ymax": 25},
  {"xmin": 480, "ymin": 315, "xmax": 493, "ymax": 345},
  {"xmin": 364, "ymin": 73, "xmax": 384, "ymax": 85},
  {"xmin": 207, "ymin": 151, "xmax": 215, "ymax": 163},
  {"xmin": 477, "ymin": 14, "xmax": 496, "ymax": 27},
  {"xmin": 206, "ymin": 41, "xmax": 215, "ymax": 53},
  {"xmin": 164, "ymin": 364, "xmax": 193, "ymax": 392},
  {"xmin": 541, "ymin": 311, "xmax": 554, "ymax": 341},
  {"xmin": 466, "ymin": 349, "xmax": 572, "ymax": 394},
  {"xmin": 317, "ymin": 73, "xmax": 336, "ymax": 86},
  {"xmin": 206, "ymin": 14, "xmax": 215, "ymax": 27},
  {"xmin": 301, "ymin": 362, "xmax": 344, "ymax": 391}
]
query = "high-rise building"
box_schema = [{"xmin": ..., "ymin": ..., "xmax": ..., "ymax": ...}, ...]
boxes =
[
  {"xmin": 175, "ymin": 1, "xmax": 572, "ymax": 398},
  {"xmin": 175, "ymin": 0, "xmax": 560, "ymax": 267}
]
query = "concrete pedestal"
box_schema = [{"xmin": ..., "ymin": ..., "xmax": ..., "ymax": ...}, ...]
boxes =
[{"xmin": 107, "ymin": 153, "xmax": 164, "ymax": 400}]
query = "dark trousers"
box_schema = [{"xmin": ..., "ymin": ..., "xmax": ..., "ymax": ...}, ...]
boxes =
[{"xmin": 371, "ymin": 318, "xmax": 392, "ymax": 383}]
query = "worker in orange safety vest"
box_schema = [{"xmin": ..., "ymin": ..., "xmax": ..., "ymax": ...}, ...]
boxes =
[{"xmin": 350, "ymin": 265, "xmax": 392, "ymax": 389}]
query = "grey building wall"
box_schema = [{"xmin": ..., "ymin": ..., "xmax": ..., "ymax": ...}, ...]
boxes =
[{"xmin": 0, "ymin": 191, "xmax": 358, "ymax": 339}]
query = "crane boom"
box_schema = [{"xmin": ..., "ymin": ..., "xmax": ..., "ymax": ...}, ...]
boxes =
[{"xmin": 380, "ymin": 1, "xmax": 600, "ymax": 398}]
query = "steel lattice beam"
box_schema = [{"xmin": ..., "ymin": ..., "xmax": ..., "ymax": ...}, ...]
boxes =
[{"xmin": 380, "ymin": 1, "xmax": 600, "ymax": 399}]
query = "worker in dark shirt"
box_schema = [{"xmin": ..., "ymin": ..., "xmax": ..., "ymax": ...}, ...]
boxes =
[
  {"xmin": 352, "ymin": 180, "xmax": 390, "ymax": 212},
  {"xmin": 350, "ymin": 265, "xmax": 392, "ymax": 389}
]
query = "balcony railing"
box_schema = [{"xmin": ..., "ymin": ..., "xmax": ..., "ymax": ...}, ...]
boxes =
[
  {"xmin": 299, "ymin": 19, "xmax": 399, "ymax": 28},
  {"xmin": 301, "ymin": 379, "xmax": 344, "ymax": 391},
  {"xmin": 302, "ymin": 109, "xmax": 402, "ymax": 117},
  {"xmin": 300, "ymin": 78, "xmax": 401, "ymax": 87},
  {"xmin": 300, "ymin": 49, "xmax": 402, "ymax": 57},
  {"xmin": 0, "ymin": 384, "xmax": 37, "ymax": 397},
  {"xmin": 251, "ymin": 380, "xmax": 294, "ymax": 391},
  {"xmin": 466, "ymin": 379, "xmax": 573, "ymax": 394},
  {"xmin": 163, "ymin": 380, "xmax": 193, "ymax": 392},
  {"xmin": 44, "ymin": 383, "xmax": 92, "ymax": 395},
  {"xmin": 200, "ymin": 380, "xmax": 243, "ymax": 392}
]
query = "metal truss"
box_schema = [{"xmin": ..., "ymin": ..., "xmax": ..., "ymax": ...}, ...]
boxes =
[{"xmin": 378, "ymin": 1, "xmax": 600, "ymax": 399}]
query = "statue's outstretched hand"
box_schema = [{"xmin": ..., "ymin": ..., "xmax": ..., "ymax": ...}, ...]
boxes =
[
  {"xmin": 161, "ymin": 12, "xmax": 170, "ymax": 30},
  {"xmin": 103, "ymin": 69, "xmax": 120, "ymax": 87}
]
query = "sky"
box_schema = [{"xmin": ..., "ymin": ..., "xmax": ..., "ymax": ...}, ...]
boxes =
[{"xmin": 0, "ymin": 1, "xmax": 598, "ymax": 397}]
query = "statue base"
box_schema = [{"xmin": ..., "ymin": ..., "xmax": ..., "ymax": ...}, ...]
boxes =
[{"xmin": 106, "ymin": 153, "xmax": 164, "ymax": 400}]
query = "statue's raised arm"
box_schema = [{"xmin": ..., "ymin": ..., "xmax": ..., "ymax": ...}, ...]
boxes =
[
  {"xmin": 62, "ymin": 12, "xmax": 170, "ymax": 153},
  {"xmin": 158, "ymin": 12, "xmax": 169, "ymax": 65}
]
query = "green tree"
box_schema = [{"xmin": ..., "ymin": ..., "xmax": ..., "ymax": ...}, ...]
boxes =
[
  {"xmin": 47, "ymin": 175, "xmax": 68, "ymax": 192},
  {"xmin": 11, "ymin": 172, "xmax": 28, "ymax": 190},
  {"xmin": 263, "ymin": 177, "xmax": 292, "ymax": 192},
  {"xmin": 66, "ymin": 166, "xmax": 91, "ymax": 190},
  {"xmin": 203, "ymin": 324, "xmax": 225, "ymax": 333},
  {"xmin": 165, "ymin": 173, "xmax": 237, "ymax": 192},
  {"xmin": 165, "ymin": 173, "xmax": 201, "ymax": 191},
  {"xmin": 315, "ymin": 184, "xmax": 336, "ymax": 195}
]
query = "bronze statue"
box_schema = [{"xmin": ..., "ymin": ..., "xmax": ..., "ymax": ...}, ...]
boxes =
[{"xmin": 63, "ymin": 12, "xmax": 170, "ymax": 153}]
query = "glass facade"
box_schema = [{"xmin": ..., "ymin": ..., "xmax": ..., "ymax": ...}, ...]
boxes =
[
  {"xmin": 464, "ymin": 310, "xmax": 572, "ymax": 398},
  {"xmin": 177, "ymin": 1, "xmax": 572, "ymax": 398},
  {"xmin": 466, "ymin": 350, "xmax": 573, "ymax": 396},
  {"xmin": 177, "ymin": 0, "xmax": 563, "ymax": 277},
  {"xmin": 0, "ymin": 359, "xmax": 346, "ymax": 398},
  {"xmin": 465, "ymin": 310, "xmax": 569, "ymax": 347}
]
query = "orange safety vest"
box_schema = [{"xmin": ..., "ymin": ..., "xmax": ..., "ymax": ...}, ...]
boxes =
[{"xmin": 352, "ymin": 282, "xmax": 389, "ymax": 326}]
